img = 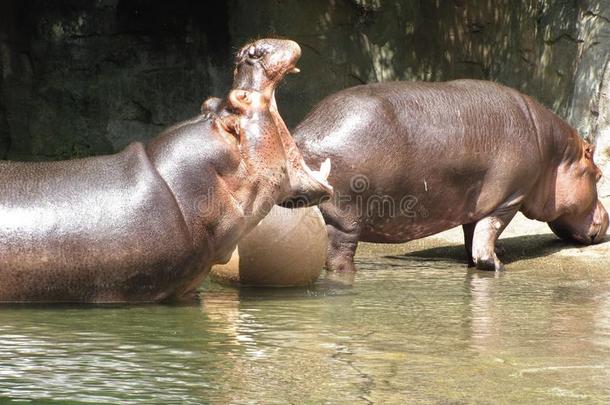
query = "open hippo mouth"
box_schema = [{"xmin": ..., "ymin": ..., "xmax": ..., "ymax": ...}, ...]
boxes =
[
  {"xmin": 230, "ymin": 38, "xmax": 334, "ymax": 208},
  {"xmin": 306, "ymin": 157, "xmax": 333, "ymax": 195},
  {"xmin": 314, "ymin": 159, "xmax": 333, "ymax": 188},
  {"xmin": 279, "ymin": 158, "xmax": 333, "ymax": 208}
]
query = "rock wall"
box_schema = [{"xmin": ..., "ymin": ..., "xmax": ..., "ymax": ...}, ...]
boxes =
[
  {"xmin": 571, "ymin": 0, "xmax": 610, "ymax": 197},
  {"xmin": 595, "ymin": 49, "xmax": 610, "ymax": 197},
  {"xmin": 243, "ymin": 0, "xmax": 584, "ymax": 126},
  {"xmin": 0, "ymin": 0, "xmax": 609, "ymax": 185},
  {"xmin": 0, "ymin": 0, "xmax": 233, "ymax": 160}
]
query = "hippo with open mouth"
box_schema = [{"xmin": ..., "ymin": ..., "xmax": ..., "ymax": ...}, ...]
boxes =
[
  {"xmin": 293, "ymin": 80, "xmax": 608, "ymax": 272},
  {"xmin": 0, "ymin": 39, "xmax": 332, "ymax": 303},
  {"xmin": 203, "ymin": 38, "xmax": 332, "ymax": 208}
]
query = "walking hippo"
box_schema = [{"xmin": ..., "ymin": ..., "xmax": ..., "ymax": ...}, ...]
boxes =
[
  {"xmin": 0, "ymin": 39, "xmax": 332, "ymax": 303},
  {"xmin": 293, "ymin": 80, "xmax": 608, "ymax": 272}
]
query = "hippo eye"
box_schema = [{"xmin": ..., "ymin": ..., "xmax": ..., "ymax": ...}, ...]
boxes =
[
  {"xmin": 248, "ymin": 46, "xmax": 266, "ymax": 60},
  {"xmin": 247, "ymin": 43, "xmax": 273, "ymax": 61}
]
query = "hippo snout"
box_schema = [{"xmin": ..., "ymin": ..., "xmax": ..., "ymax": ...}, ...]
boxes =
[
  {"xmin": 591, "ymin": 201, "xmax": 609, "ymax": 243},
  {"xmin": 548, "ymin": 199, "xmax": 609, "ymax": 245},
  {"xmin": 233, "ymin": 39, "xmax": 302, "ymax": 94}
]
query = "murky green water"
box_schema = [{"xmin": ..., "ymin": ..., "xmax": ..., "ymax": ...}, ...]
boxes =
[{"xmin": 1, "ymin": 237, "xmax": 609, "ymax": 404}]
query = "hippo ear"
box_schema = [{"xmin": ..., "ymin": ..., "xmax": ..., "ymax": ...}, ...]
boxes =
[
  {"xmin": 227, "ymin": 90, "xmax": 252, "ymax": 114},
  {"xmin": 585, "ymin": 143, "xmax": 595, "ymax": 160},
  {"xmin": 201, "ymin": 97, "xmax": 222, "ymax": 114},
  {"xmin": 214, "ymin": 115, "xmax": 242, "ymax": 146}
]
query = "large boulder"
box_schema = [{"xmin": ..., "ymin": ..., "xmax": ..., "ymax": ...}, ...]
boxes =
[{"xmin": 211, "ymin": 206, "xmax": 328, "ymax": 287}]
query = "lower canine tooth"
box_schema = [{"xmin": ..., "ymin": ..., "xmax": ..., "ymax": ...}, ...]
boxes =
[{"xmin": 319, "ymin": 158, "xmax": 331, "ymax": 179}]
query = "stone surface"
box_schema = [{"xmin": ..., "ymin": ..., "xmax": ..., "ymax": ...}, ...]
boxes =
[
  {"xmin": 210, "ymin": 206, "xmax": 328, "ymax": 287},
  {"xmin": 0, "ymin": 0, "xmax": 233, "ymax": 160},
  {"xmin": 598, "ymin": 63, "xmax": 610, "ymax": 198}
]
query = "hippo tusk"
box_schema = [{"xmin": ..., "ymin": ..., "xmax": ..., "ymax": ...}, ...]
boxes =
[
  {"xmin": 290, "ymin": 67, "xmax": 301, "ymax": 74},
  {"xmin": 319, "ymin": 158, "xmax": 331, "ymax": 180},
  {"xmin": 311, "ymin": 158, "xmax": 332, "ymax": 190}
]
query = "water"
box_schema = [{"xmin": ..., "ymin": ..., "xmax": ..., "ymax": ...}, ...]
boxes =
[{"xmin": 0, "ymin": 239, "xmax": 609, "ymax": 404}]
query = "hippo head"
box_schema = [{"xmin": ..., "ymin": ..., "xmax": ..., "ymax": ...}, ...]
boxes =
[
  {"xmin": 233, "ymin": 38, "xmax": 301, "ymax": 96},
  {"xmin": 219, "ymin": 88, "xmax": 332, "ymax": 211},
  {"xmin": 230, "ymin": 38, "xmax": 333, "ymax": 208},
  {"xmin": 548, "ymin": 142, "xmax": 609, "ymax": 244}
]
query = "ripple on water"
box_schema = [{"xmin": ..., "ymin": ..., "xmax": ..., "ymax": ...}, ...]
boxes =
[{"xmin": 0, "ymin": 254, "xmax": 609, "ymax": 403}]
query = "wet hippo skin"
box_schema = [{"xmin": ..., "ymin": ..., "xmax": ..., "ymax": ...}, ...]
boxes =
[
  {"xmin": 0, "ymin": 39, "xmax": 332, "ymax": 303},
  {"xmin": 293, "ymin": 80, "xmax": 609, "ymax": 272}
]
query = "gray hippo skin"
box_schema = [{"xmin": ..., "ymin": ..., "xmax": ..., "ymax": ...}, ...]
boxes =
[
  {"xmin": 0, "ymin": 39, "xmax": 332, "ymax": 303},
  {"xmin": 293, "ymin": 80, "xmax": 609, "ymax": 272}
]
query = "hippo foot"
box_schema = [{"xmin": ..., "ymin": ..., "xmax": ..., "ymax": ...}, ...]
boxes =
[
  {"xmin": 324, "ymin": 270, "xmax": 356, "ymax": 287},
  {"xmin": 325, "ymin": 261, "xmax": 357, "ymax": 273},
  {"xmin": 474, "ymin": 255, "xmax": 504, "ymax": 271}
]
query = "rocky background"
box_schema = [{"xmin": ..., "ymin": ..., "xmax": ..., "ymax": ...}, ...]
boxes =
[{"xmin": 0, "ymin": 0, "xmax": 609, "ymax": 194}]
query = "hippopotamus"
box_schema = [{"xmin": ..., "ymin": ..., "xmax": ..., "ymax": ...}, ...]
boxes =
[
  {"xmin": 293, "ymin": 80, "xmax": 609, "ymax": 272},
  {"xmin": 0, "ymin": 39, "xmax": 332, "ymax": 303}
]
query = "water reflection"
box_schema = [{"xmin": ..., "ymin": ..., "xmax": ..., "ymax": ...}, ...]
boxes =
[
  {"xmin": 0, "ymin": 305, "xmax": 227, "ymax": 404},
  {"xmin": 467, "ymin": 271, "xmax": 503, "ymax": 352},
  {"xmin": 0, "ymin": 251, "xmax": 608, "ymax": 403}
]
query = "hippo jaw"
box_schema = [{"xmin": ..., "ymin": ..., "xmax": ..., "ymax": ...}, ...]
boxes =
[
  {"xmin": 226, "ymin": 90, "xmax": 333, "ymax": 209},
  {"xmin": 270, "ymin": 98, "xmax": 333, "ymax": 208},
  {"xmin": 278, "ymin": 158, "xmax": 333, "ymax": 208},
  {"xmin": 542, "ymin": 140, "xmax": 608, "ymax": 244},
  {"xmin": 233, "ymin": 39, "xmax": 301, "ymax": 97},
  {"xmin": 548, "ymin": 199, "xmax": 609, "ymax": 244}
]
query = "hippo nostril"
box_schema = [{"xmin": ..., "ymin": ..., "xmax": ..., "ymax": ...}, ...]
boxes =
[{"xmin": 589, "ymin": 229, "xmax": 601, "ymax": 243}]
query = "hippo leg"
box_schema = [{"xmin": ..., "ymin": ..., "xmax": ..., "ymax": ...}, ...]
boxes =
[
  {"xmin": 469, "ymin": 206, "xmax": 519, "ymax": 271},
  {"xmin": 463, "ymin": 223, "xmax": 507, "ymax": 267},
  {"xmin": 325, "ymin": 223, "xmax": 360, "ymax": 272},
  {"xmin": 322, "ymin": 204, "xmax": 361, "ymax": 272},
  {"xmin": 462, "ymin": 223, "xmax": 477, "ymax": 267}
]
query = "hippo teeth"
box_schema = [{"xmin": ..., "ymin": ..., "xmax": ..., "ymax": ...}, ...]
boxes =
[
  {"xmin": 311, "ymin": 159, "xmax": 332, "ymax": 190},
  {"xmin": 319, "ymin": 158, "xmax": 331, "ymax": 180},
  {"xmin": 290, "ymin": 67, "xmax": 301, "ymax": 74}
]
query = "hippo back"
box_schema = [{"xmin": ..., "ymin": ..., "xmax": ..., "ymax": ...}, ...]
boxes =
[
  {"xmin": 0, "ymin": 143, "xmax": 193, "ymax": 302},
  {"xmin": 293, "ymin": 80, "xmax": 565, "ymax": 242}
]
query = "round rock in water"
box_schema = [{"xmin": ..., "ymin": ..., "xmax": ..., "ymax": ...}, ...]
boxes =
[{"xmin": 211, "ymin": 206, "xmax": 328, "ymax": 287}]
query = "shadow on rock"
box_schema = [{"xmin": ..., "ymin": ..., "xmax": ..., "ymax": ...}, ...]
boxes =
[{"xmin": 389, "ymin": 233, "xmax": 587, "ymax": 266}]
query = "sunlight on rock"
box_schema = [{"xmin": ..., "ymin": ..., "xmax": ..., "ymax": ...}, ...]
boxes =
[
  {"xmin": 353, "ymin": 0, "xmax": 382, "ymax": 10},
  {"xmin": 368, "ymin": 41, "xmax": 397, "ymax": 82},
  {"xmin": 51, "ymin": 22, "xmax": 65, "ymax": 41},
  {"xmin": 596, "ymin": 78, "xmax": 610, "ymax": 196}
]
